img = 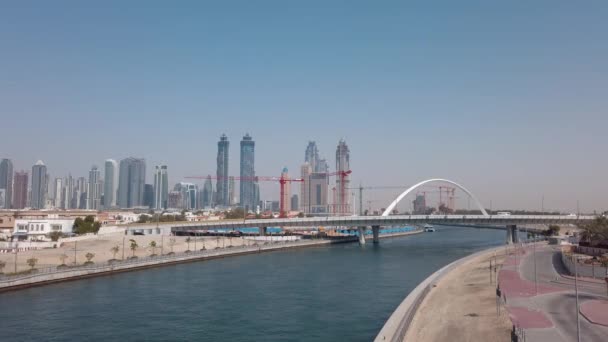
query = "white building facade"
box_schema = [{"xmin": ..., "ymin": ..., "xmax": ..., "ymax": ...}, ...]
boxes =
[{"xmin": 13, "ymin": 218, "xmax": 75, "ymax": 241}]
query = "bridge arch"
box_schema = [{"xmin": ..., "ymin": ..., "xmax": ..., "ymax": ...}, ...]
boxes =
[{"xmin": 381, "ymin": 178, "xmax": 489, "ymax": 217}]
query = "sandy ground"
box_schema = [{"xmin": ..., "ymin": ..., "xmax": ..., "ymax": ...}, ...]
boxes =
[
  {"xmin": 0, "ymin": 234, "xmax": 254, "ymax": 273},
  {"xmin": 404, "ymin": 249, "xmax": 513, "ymax": 342}
]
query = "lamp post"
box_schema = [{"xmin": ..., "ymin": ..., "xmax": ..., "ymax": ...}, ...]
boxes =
[
  {"xmin": 534, "ymin": 234, "xmax": 538, "ymax": 295},
  {"xmin": 574, "ymin": 255, "xmax": 581, "ymax": 342},
  {"xmin": 13, "ymin": 242, "xmax": 18, "ymax": 273}
]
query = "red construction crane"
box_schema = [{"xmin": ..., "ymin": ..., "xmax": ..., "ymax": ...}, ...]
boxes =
[
  {"xmin": 327, "ymin": 170, "xmax": 352, "ymax": 216},
  {"xmin": 184, "ymin": 174, "xmax": 303, "ymax": 218}
]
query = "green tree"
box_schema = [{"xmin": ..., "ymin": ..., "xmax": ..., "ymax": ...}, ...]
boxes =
[
  {"xmin": 579, "ymin": 217, "xmax": 608, "ymax": 245},
  {"xmin": 149, "ymin": 241, "xmax": 157, "ymax": 256},
  {"xmin": 73, "ymin": 215, "xmax": 102, "ymax": 235},
  {"xmin": 129, "ymin": 239, "xmax": 139, "ymax": 258},
  {"xmin": 49, "ymin": 231, "xmax": 64, "ymax": 241},
  {"xmin": 110, "ymin": 245, "xmax": 120, "ymax": 260},
  {"xmin": 27, "ymin": 257, "xmax": 38, "ymax": 270},
  {"xmin": 545, "ymin": 225, "xmax": 561, "ymax": 237},
  {"xmin": 225, "ymin": 208, "xmax": 245, "ymax": 219},
  {"xmin": 138, "ymin": 215, "xmax": 150, "ymax": 223}
]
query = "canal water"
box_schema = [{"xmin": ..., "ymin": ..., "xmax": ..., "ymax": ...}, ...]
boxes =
[{"xmin": 0, "ymin": 226, "xmax": 511, "ymax": 342}]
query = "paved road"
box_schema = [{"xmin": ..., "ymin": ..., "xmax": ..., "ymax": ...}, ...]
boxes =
[{"xmin": 505, "ymin": 243, "xmax": 608, "ymax": 341}]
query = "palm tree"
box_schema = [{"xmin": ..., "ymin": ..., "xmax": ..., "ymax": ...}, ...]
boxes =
[
  {"xmin": 59, "ymin": 254, "xmax": 69, "ymax": 265},
  {"xmin": 26, "ymin": 257, "xmax": 38, "ymax": 270},
  {"xmin": 185, "ymin": 237, "xmax": 192, "ymax": 252},
  {"xmin": 85, "ymin": 252, "xmax": 95, "ymax": 264},
  {"xmin": 169, "ymin": 238, "xmax": 176, "ymax": 254},
  {"xmin": 129, "ymin": 239, "xmax": 139, "ymax": 258},
  {"xmin": 149, "ymin": 241, "xmax": 157, "ymax": 256},
  {"xmin": 110, "ymin": 245, "xmax": 120, "ymax": 260}
]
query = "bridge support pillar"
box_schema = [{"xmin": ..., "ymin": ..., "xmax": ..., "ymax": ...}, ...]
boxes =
[
  {"xmin": 506, "ymin": 225, "xmax": 518, "ymax": 244},
  {"xmin": 259, "ymin": 227, "xmax": 267, "ymax": 236},
  {"xmin": 372, "ymin": 226, "xmax": 380, "ymax": 243},
  {"xmin": 358, "ymin": 226, "xmax": 366, "ymax": 245}
]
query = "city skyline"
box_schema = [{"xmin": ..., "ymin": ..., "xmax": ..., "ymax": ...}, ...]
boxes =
[{"xmin": 1, "ymin": 2, "xmax": 607, "ymax": 212}]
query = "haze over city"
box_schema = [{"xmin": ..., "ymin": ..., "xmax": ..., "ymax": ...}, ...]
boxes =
[{"xmin": 2, "ymin": 1, "xmax": 607, "ymax": 212}]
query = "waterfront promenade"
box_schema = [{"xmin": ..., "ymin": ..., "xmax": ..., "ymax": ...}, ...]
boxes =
[{"xmin": 0, "ymin": 229, "xmax": 422, "ymax": 292}]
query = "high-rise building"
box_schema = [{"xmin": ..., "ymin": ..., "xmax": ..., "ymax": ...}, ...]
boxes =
[
  {"xmin": 31, "ymin": 160, "xmax": 47, "ymax": 209},
  {"xmin": 335, "ymin": 139, "xmax": 351, "ymax": 215},
  {"xmin": 216, "ymin": 134, "xmax": 229, "ymax": 207},
  {"xmin": 413, "ymin": 194, "xmax": 427, "ymax": 214},
  {"xmin": 88, "ymin": 165, "xmax": 102, "ymax": 210},
  {"xmin": 153, "ymin": 165, "xmax": 169, "ymax": 210},
  {"xmin": 117, "ymin": 157, "xmax": 146, "ymax": 208},
  {"xmin": 201, "ymin": 175, "xmax": 213, "ymax": 208},
  {"xmin": 63, "ymin": 175, "xmax": 74, "ymax": 209},
  {"xmin": 13, "ymin": 171, "xmax": 28, "ymax": 209},
  {"xmin": 0, "ymin": 159, "xmax": 14, "ymax": 209},
  {"xmin": 229, "ymin": 176, "xmax": 236, "ymax": 206},
  {"xmin": 291, "ymin": 194, "xmax": 299, "ymax": 211},
  {"xmin": 281, "ymin": 167, "xmax": 291, "ymax": 213},
  {"xmin": 104, "ymin": 159, "xmax": 118, "ymax": 209},
  {"xmin": 54, "ymin": 178, "xmax": 63, "ymax": 208},
  {"xmin": 300, "ymin": 162, "xmax": 312, "ymax": 214},
  {"xmin": 309, "ymin": 172, "xmax": 329, "ymax": 214},
  {"xmin": 174, "ymin": 182, "xmax": 197, "ymax": 210},
  {"xmin": 239, "ymin": 134, "xmax": 256, "ymax": 210},
  {"xmin": 305, "ymin": 142, "xmax": 320, "ymax": 173},
  {"xmin": 167, "ymin": 191, "xmax": 182, "ymax": 209},
  {"xmin": 143, "ymin": 184, "xmax": 154, "ymax": 208},
  {"xmin": 75, "ymin": 177, "xmax": 87, "ymax": 209}
]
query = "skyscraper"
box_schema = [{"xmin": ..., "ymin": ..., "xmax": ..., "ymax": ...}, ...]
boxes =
[
  {"xmin": 104, "ymin": 159, "xmax": 118, "ymax": 209},
  {"xmin": 54, "ymin": 177, "xmax": 63, "ymax": 208},
  {"xmin": 76, "ymin": 177, "xmax": 87, "ymax": 209},
  {"xmin": 305, "ymin": 141, "xmax": 319, "ymax": 173},
  {"xmin": 153, "ymin": 165, "xmax": 169, "ymax": 210},
  {"xmin": 63, "ymin": 175, "xmax": 74, "ymax": 209},
  {"xmin": 13, "ymin": 171, "xmax": 28, "ymax": 209},
  {"xmin": 300, "ymin": 162, "xmax": 312, "ymax": 214},
  {"xmin": 335, "ymin": 139, "xmax": 351, "ymax": 215},
  {"xmin": 201, "ymin": 175, "xmax": 213, "ymax": 208},
  {"xmin": 174, "ymin": 182, "xmax": 197, "ymax": 210},
  {"xmin": 239, "ymin": 134, "xmax": 256, "ymax": 210},
  {"xmin": 0, "ymin": 159, "xmax": 13, "ymax": 209},
  {"xmin": 117, "ymin": 157, "xmax": 146, "ymax": 208},
  {"xmin": 291, "ymin": 194, "xmax": 299, "ymax": 211},
  {"xmin": 229, "ymin": 176, "xmax": 236, "ymax": 205},
  {"xmin": 88, "ymin": 165, "xmax": 102, "ymax": 210},
  {"xmin": 143, "ymin": 184, "xmax": 154, "ymax": 208},
  {"xmin": 31, "ymin": 160, "xmax": 47, "ymax": 209},
  {"xmin": 216, "ymin": 134, "xmax": 229, "ymax": 207}
]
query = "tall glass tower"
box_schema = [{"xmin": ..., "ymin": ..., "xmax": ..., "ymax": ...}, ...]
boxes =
[
  {"xmin": 31, "ymin": 160, "xmax": 47, "ymax": 209},
  {"xmin": 117, "ymin": 157, "xmax": 146, "ymax": 208},
  {"xmin": 0, "ymin": 159, "xmax": 13, "ymax": 209},
  {"xmin": 239, "ymin": 134, "xmax": 256, "ymax": 210},
  {"xmin": 153, "ymin": 165, "xmax": 169, "ymax": 210},
  {"xmin": 216, "ymin": 134, "xmax": 229, "ymax": 207}
]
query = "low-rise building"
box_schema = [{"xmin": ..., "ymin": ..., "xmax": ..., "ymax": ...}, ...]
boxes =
[{"xmin": 13, "ymin": 218, "xmax": 75, "ymax": 241}]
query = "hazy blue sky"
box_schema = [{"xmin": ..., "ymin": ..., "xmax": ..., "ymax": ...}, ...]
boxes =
[{"xmin": 1, "ymin": 1, "xmax": 607, "ymax": 212}]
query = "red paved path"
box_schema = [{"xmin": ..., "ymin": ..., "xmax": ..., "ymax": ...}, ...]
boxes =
[
  {"xmin": 499, "ymin": 269, "xmax": 562, "ymax": 298},
  {"xmin": 508, "ymin": 307, "xmax": 553, "ymax": 329},
  {"xmin": 580, "ymin": 300, "xmax": 608, "ymax": 327}
]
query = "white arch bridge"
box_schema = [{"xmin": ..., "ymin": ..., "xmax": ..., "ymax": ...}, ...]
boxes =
[{"xmin": 128, "ymin": 179, "xmax": 595, "ymax": 245}]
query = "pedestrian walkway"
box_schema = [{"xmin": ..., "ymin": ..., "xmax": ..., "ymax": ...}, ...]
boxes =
[{"xmin": 498, "ymin": 243, "xmax": 608, "ymax": 341}]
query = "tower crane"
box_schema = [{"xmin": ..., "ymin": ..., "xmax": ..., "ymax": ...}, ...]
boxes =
[
  {"xmin": 185, "ymin": 174, "xmax": 303, "ymax": 218},
  {"xmin": 347, "ymin": 185, "xmax": 409, "ymax": 216}
]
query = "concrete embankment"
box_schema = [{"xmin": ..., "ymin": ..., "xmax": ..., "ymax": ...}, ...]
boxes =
[
  {"xmin": 375, "ymin": 245, "xmax": 511, "ymax": 342},
  {"xmin": 0, "ymin": 230, "xmax": 421, "ymax": 293}
]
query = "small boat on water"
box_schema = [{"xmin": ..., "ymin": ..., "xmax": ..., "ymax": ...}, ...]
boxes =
[{"xmin": 424, "ymin": 224, "xmax": 436, "ymax": 232}]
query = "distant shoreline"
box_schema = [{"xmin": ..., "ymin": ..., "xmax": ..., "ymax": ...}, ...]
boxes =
[{"xmin": 0, "ymin": 229, "xmax": 422, "ymax": 293}]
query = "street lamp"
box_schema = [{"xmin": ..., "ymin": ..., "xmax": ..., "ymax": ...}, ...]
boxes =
[{"xmin": 574, "ymin": 254, "xmax": 581, "ymax": 342}]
